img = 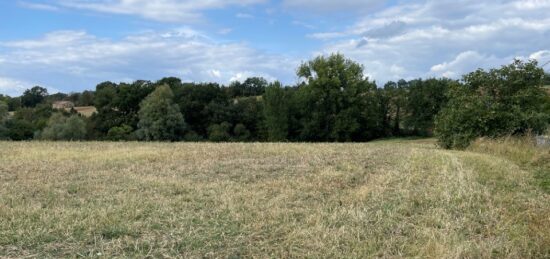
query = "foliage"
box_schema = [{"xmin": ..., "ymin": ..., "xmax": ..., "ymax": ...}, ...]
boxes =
[
  {"xmin": 233, "ymin": 123, "xmax": 251, "ymax": 141},
  {"xmin": 5, "ymin": 119, "xmax": 35, "ymax": 140},
  {"xmin": 137, "ymin": 85, "xmax": 186, "ymax": 141},
  {"xmin": 2, "ymin": 55, "xmax": 547, "ymax": 144},
  {"xmin": 13, "ymin": 103, "xmax": 54, "ymax": 131},
  {"xmin": 21, "ymin": 86, "xmax": 48, "ymax": 107},
  {"xmin": 404, "ymin": 78, "xmax": 453, "ymax": 135},
  {"xmin": 435, "ymin": 60, "xmax": 550, "ymax": 149},
  {"xmin": 0, "ymin": 101, "xmax": 8, "ymax": 139},
  {"xmin": 207, "ymin": 122, "xmax": 232, "ymax": 142},
  {"xmin": 263, "ymin": 82, "xmax": 289, "ymax": 141},
  {"xmin": 39, "ymin": 113, "xmax": 87, "ymax": 141},
  {"xmin": 107, "ymin": 124, "xmax": 134, "ymax": 141},
  {"xmin": 227, "ymin": 77, "xmax": 267, "ymax": 98},
  {"xmin": 296, "ymin": 53, "xmax": 379, "ymax": 141}
]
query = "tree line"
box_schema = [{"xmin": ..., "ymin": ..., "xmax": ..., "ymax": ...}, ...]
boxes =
[{"xmin": 0, "ymin": 54, "xmax": 548, "ymax": 148}]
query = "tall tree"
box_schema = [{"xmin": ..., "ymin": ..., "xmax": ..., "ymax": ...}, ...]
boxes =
[
  {"xmin": 137, "ymin": 85, "xmax": 186, "ymax": 141},
  {"xmin": 404, "ymin": 78, "xmax": 451, "ymax": 135},
  {"xmin": 297, "ymin": 54, "xmax": 376, "ymax": 141},
  {"xmin": 263, "ymin": 81, "xmax": 289, "ymax": 141},
  {"xmin": 21, "ymin": 86, "xmax": 48, "ymax": 107}
]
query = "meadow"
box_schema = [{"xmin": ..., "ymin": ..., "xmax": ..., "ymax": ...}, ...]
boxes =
[{"xmin": 0, "ymin": 139, "xmax": 549, "ymax": 258}]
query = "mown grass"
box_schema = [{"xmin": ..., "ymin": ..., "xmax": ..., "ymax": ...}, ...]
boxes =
[{"xmin": 0, "ymin": 140, "xmax": 549, "ymax": 258}]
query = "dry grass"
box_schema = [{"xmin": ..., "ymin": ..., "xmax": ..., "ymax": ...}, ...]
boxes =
[
  {"xmin": 469, "ymin": 136, "xmax": 550, "ymax": 193},
  {"xmin": 71, "ymin": 106, "xmax": 97, "ymax": 117},
  {"xmin": 0, "ymin": 140, "xmax": 549, "ymax": 258}
]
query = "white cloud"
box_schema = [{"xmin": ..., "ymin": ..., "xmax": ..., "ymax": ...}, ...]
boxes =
[
  {"xmin": 0, "ymin": 29, "xmax": 299, "ymax": 94},
  {"xmin": 18, "ymin": 1, "xmax": 60, "ymax": 11},
  {"xmin": 236, "ymin": 13, "xmax": 255, "ymax": 19},
  {"xmin": 530, "ymin": 50, "xmax": 550, "ymax": 62},
  {"xmin": 209, "ymin": 70, "xmax": 221, "ymax": 78},
  {"xmin": 0, "ymin": 77, "xmax": 59, "ymax": 96},
  {"xmin": 283, "ymin": 0, "xmax": 386, "ymax": 13},
  {"xmin": 430, "ymin": 51, "xmax": 510, "ymax": 78},
  {"xmin": 312, "ymin": 0, "xmax": 550, "ymax": 83},
  {"xmin": 38, "ymin": 0, "xmax": 267, "ymax": 22}
]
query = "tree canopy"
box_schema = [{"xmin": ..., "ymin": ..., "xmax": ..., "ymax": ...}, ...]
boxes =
[
  {"xmin": 137, "ymin": 85, "xmax": 186, "ymax": 141},
  {"xmin": 435, "ymin": 60, "xmax": 550, "ymax": 148},
  {"xmin": 1, "ymin": 54, "xmax": 547, "ymax": 148}
]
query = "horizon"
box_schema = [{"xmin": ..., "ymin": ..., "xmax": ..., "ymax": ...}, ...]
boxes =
[{"xmin": 1, "ymin": 0, "xmax": 550, "ymax": 96}]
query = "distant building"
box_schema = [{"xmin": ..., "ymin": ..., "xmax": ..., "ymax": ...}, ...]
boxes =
[{"xmin": 52, "ymin": 101, "xmax": 75, "ymax": 110}]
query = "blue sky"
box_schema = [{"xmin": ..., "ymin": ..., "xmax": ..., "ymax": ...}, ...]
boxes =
[{"xmin": 1, "ymin": 0, "xmax": 550, "ymax": 96}]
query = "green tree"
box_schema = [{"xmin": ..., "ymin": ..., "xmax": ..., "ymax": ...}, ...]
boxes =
[
  {"xmin": 12, "ymin": 103, "xmax": 54, "ymax": 134},
  {"xmin": 5, "ymin": 119, "xmax": 35, "ymax": 140},
  {"xmin": 7, "ymin": 97, "xmax": 21, "ymax": 111},
  {"xmin": 404, "ymin": 78, "xmax": 452, "ymax": 135},
  {"xmin": 40, "ymin": 113, "xmax": 87, "ymax": 140},
  {"xmin": 107, "ymin": 124, "xmax": 134, "ymax": 141},
  {"xmin": 176, "ymin": 83, "xmax": 228, "ymax": 138},
  {"xmin": 233, "ymin": 123, "xmax": 251, "ymax": 141},
  {"xmin": 78, "ymin": 91, "xmax": 95, "ymax": 106},
  {"xmin": 263, "ymin": 81, "xmax": 289, "ymax": 141},
  {"xmin": 0, "ymin": 101, "xmax": 7, "ymax": 121},
  {"xmin": 0, "ymin": 101, "xmax": 9, "ymax": 139},
  {"xmin": 435, "ymin": 60, "xmax": 550, "ymax": 149},
  {"xmin": 297, "ymin": 54, "xmax": 378, "ymax": 141},
  {"xmin": 21, "ymin": 86, "xmax": 48, "ymax": 107},
  {"xmin": 137, "ymin": 85, "xmax": 186, "ymax": 141},
  {"xmin": 208, "ymin": 122, "xmax": 232, "ymax": 142},
  {"xmin": 382, "ymin": 80, "xmax": 408, "ymax": 136}
]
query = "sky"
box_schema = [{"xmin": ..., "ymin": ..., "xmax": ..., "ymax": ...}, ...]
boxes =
[{"xmin": 1, "ymin": 0, "xmax": 550, "ymax": 96}]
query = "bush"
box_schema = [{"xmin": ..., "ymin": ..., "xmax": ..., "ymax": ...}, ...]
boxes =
[
  {"xmin": 208, "ymin": 122, "xmax": 232, "ymax": 142},
  {"xmin": 435, "ymin": 60, "xmax": 550, "ymax": 149},
  {"xmin": 107, "ymin": 125, "xmax": 134, "ymax": 141},
  {"xmin": 40, "ymin": 113, "xmax": 87, "ymax": 141},
  {"xmin": 6, "ymin": 119, "xmax": 35, "ymax": 140},
  {"xmin": 183, "ymin": 131, "xmax": 203, "ymax": 142},
  {"xmin": 233, "ymin": 123, "xmax": 251, "ymax": 141}
]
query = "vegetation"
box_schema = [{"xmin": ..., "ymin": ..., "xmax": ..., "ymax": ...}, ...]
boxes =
[
  {"xmin": 469, "ymin": 136, "xmax": 550, "ymax": 193},
  {"xmin": 0, "ymin": 55, "xmax": 547, "ymax": 148},
  {"xmin": 435, "ymin": 60, "xmax": 550, "ymax": 148},
  {"xmin": 0, "ymin": 139, "xmax": 548, "ymax": 257},
  {"xmin": 38, "ymin": 113, "xmax": 87, "ymax": 141},
  {"xmin": 136, "ymin": 85, "xmax": 186, "ymax": 141}
]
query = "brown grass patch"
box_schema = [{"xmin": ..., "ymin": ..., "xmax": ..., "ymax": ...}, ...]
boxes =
[{"xmin": 0, "ymin": 140, "xmax": 548, "ymax": 257}]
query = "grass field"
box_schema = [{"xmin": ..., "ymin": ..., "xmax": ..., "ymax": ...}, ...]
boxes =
[
  {"xmin": 0, "ymin": 139, "xmax": 549, "ymax": 258},
  {"xmin": 72, "ymin": 106, "xmax": 97, "ymax": 117}
]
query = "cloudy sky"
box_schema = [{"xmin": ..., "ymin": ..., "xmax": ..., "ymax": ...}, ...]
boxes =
[{"xmin": 1, "ymin": 0, "xmax": 550, "ymax": 95}]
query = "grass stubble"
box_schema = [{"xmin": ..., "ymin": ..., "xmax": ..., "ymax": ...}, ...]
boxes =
[{"xmin": 0, "ymin": 139, "xmax": 548, "ymax": 258}]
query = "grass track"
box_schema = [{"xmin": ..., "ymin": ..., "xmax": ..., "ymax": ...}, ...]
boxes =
[{"xmin": 0, "ymin": 140, "xmax": 548, "ymax": 258}]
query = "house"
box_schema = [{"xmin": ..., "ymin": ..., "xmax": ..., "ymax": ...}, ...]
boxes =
[{"xmin": 52, "ymin": 101, "xmax": 75, "ymax": 110}]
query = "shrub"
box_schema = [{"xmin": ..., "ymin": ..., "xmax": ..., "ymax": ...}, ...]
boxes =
[
  {"xmin": 40, "ymin": 113, "xmax": 87, "ymax": 141},
  {"xmin": 208, "ymin": 122, "xmax": 232, "ymax": 142},
  {"xmin": 107, "ymin": 125, "xmax": 134, "ymax": 141},
  {"xmin": 6, "ymin": 119, "xmax": 35, "ymax": 140},
  {"xmin": 233, "ymin": 123, "xmax": 251, "ymax": 141},
  {"xmin": 435, "ymin": 60, "xmax": 550, "ymax": 149}
]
